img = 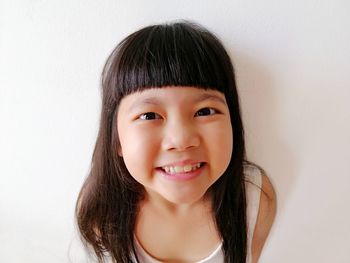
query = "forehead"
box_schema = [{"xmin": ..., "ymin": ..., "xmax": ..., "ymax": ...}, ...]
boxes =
[{"xmin": 120, "ymin": 86, "xmax": 227, "ymax": 111}]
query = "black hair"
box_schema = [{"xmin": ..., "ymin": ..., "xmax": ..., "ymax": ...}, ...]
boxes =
[{"xmin": 76, "ymin": 20, "xmax": 249, "ymax": 263}]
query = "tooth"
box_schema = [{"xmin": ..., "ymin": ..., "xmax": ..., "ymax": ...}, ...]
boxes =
[
  {"xmin": 184, "ymin": 165, "xmax": 192, "ymax": 172},
  {"xmin": 162, "ymin": 163, "xmax": 203, "ymax": 174},
  {"xmin": 174, "ymin": 166, "xmax": 184, "ymax": 173}
]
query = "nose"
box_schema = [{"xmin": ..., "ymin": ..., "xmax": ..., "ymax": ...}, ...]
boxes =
[{"xmin": 162, "ymin": 119, "xmax": 200, "ymax": 152}]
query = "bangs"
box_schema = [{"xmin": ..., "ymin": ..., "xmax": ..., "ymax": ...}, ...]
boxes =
[{"xmin": 104, "ymin": 22, "xmax": 233, "ymax": 99}]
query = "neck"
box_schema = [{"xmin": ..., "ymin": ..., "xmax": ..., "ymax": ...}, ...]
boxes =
[{"xmin": 140, "ymin": 189, "xmax": 213, "ymax": 217}]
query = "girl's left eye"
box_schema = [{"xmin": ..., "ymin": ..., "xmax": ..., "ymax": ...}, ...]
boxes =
[
  {"xmin": 139, "ymin": 112, "xmax": 161, "ymax": 120},
  {"xmin": 195, "ymin": 107, "xmax": 218, "ymax": 117}
]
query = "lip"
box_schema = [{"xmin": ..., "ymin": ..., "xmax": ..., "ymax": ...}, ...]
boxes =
[
  {"xmin": 156, "ymin": 162, "xmax": 206, "ymax": 181},
  {"xmin": 159, "ymin": 159, "xmax": 204, "ymax": 167}
]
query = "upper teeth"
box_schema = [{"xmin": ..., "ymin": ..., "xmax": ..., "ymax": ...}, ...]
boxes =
[{"xmin": 162, "ymin": 163, "xmax": 201, "ymax": 174}]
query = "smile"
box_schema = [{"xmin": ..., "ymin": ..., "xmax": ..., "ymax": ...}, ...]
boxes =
[{"xmin": 161, "ymin": 163, "xmax": 203, "ymax": 174}]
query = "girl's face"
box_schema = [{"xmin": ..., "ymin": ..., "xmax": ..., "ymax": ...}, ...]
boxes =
[{"xmin": 117, "ymin": 86, "xmax": 233, "ymax": 205}]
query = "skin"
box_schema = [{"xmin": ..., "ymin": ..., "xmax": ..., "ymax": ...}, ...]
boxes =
[
  {"xmin": 117, "ymin": 86, "xmax": 233, "ymax": 208},
  {"xmin": 117, "ymin": 86, "xmax": 276, "ymax": 262},
  {"xmin": 251, "ymin": 174, "xmax": 277, "ymax": 263}
]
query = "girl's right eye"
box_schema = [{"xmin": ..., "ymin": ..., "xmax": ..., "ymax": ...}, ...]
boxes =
[{"xmin": 139, "ymin": 112, "xmax": 161, "ymax": 120}]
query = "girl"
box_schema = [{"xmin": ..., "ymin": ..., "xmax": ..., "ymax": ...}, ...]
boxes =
[{"xmin": 75, "ymin": 21, "xmax": 276, "ymax": 263}]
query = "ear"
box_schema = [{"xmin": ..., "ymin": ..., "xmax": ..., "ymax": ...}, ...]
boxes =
[{"xmin": 117, "ymin": 145, "xmax": 123, "ymax": 157}]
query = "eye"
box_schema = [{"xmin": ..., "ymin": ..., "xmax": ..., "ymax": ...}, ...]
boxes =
[
  {"xmin": 195, "ymin": 107, "xmax": 218, "ymax": 117},
  {"xmin": 139, "ymin": 112, "xmax": 161, "ymax": 120}
]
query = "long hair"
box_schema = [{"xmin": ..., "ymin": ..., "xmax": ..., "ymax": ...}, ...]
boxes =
[{"xmin": 76, "ymin": 21, "xmax": 248, "ymax": 263}]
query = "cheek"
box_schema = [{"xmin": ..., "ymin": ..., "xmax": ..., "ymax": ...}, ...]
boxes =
[
  {"xmin": 118, "ymin": 126, "xmax": 160, "ymax": 176},
  {"xmin": 207, "ymin": 122, "xmax": 233, "ymax": 174}
]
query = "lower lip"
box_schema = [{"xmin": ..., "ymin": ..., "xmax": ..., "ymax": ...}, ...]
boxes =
[{"xmin": 157, "ymin": 163, "xmax": 206, "ymax": 181}]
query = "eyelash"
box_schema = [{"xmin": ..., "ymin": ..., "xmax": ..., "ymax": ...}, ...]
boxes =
[
  {"xmin": 139, "ymin": 112, "xmax": 161, "ymax": 120},
  {"xmin": 138, "ymin": 107, "xmax": 219, "ymax": 120},
  {"xmin": 195, "ymin": 108, "xmax": 218, "ymax": 117}
]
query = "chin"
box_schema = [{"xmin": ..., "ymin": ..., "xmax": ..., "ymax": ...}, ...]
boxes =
[{"xmin": 162, "ymin": 190, "xmax": 209, "ymax": 206}]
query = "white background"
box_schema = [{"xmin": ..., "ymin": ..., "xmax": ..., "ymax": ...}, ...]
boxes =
[{"xmin": 1, "ymin": 0, "xmax": 349, "ymax": 262}]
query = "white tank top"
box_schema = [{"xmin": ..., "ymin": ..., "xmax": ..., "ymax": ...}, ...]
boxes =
[{"xmin": 133, "ymin": 164, "xmax": 262, "ymax": 263}]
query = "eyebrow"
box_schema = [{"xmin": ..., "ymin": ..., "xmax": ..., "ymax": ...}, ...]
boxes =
[
  {"xmin": 195, "ymin": 93, "xmax": 227, "ymax": 105},
  {"xmin": 129, "ymin": 92, "xmax": 227, "ymax": 111}
]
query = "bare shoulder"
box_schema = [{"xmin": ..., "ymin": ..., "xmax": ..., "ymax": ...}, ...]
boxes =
[{"xmin": 251, "ymin": 172, "xmax": 277, "ymax": 263}]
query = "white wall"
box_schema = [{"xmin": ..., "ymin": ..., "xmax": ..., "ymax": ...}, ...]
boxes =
[{"xmin": 1, "ymin": 0, "xmax": 349, "ymax": 262}]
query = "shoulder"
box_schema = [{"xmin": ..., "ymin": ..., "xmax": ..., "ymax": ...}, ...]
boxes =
[{"xmin": 250, "ymin": 167, "xmax": 277, "ymax": 263}]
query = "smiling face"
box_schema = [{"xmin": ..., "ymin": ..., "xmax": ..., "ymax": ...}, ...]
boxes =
[{"xmin": 117, "ymin": 86, "xmax": 233, "ymax": 206}]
